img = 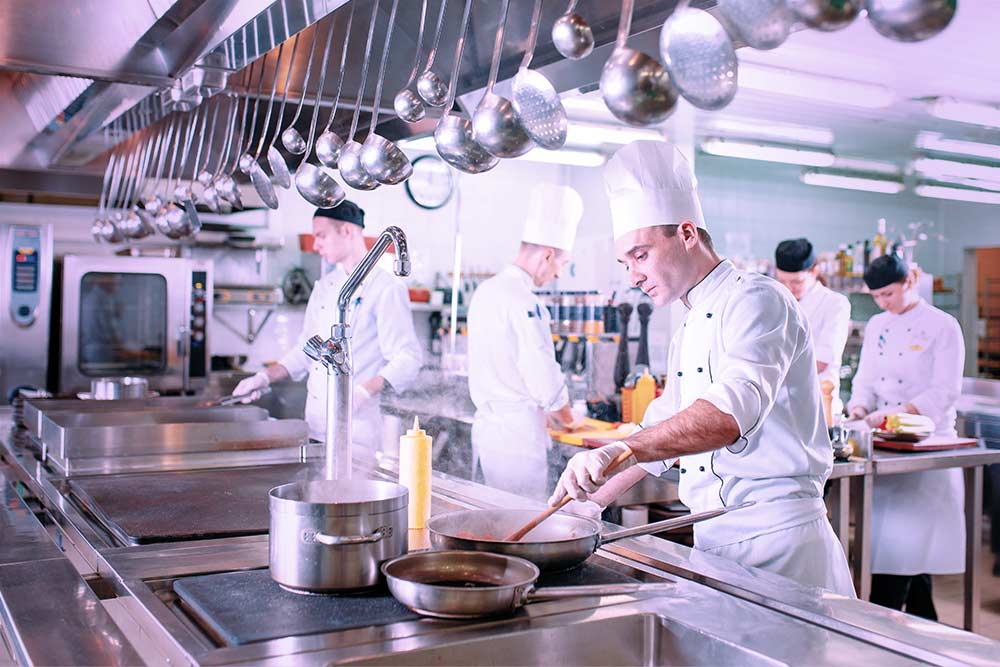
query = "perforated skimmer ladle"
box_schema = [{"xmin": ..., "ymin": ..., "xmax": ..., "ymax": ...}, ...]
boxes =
[
  {"xmin": 360, "ymin": 0, "xmax": 413, "ymax": 185},
  {"xmin": 472, "ymin": 0, "xmax": 535, "ymax": 158},
  {"xmin": 659, "ymin": 4, "xmax": 739, "ymax": 111},
  {"xmin": 433, "ymin": 0, "xmax": 498, "ymax": 174},
  {"xmin": 512, "ymin": 0, "xmax": 568, "ymax": 150}
]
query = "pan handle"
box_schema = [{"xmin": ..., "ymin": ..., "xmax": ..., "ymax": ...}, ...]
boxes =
[
  {"xmin": 314, "ymin": 526, "xmax": 389, "ymax": 546},
  {"xmin": 597, "ymin": 501, "xmax": 756, "ymax": 546},
  {"xmin": 525, "ymin": 582, "xmax": 673, "ymax": 603}
]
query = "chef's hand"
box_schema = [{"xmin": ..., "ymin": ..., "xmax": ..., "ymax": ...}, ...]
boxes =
[
  {"xmin": 560, "ymin": 499, "xmax": 604, "ymax": 520},
  {"xmin": 232, "ymin": 371, "xmax": 269, "ymax": 403},
  {"xmin": 549, "ymin": 441, "xmax": 636, "ymax": 503},
  {"xmin": 864, "ymin": 407, "xmax": 895, "ymax": 429},
  {"xmin": 848, "ymin": 406, "xmax": 869, "ymax": 421},
  {"xmin": 353, "ymin": 384, "xmax": 373, "ymax": 408}
]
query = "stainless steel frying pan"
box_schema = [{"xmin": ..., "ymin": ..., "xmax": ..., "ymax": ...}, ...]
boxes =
[
  {"xmin": 382, "ymin": 550, "xmax": 671, "ymax": 619},
  {"xmin": 428, "ymin": 502, "xmax": 754, "ymax": 571}
]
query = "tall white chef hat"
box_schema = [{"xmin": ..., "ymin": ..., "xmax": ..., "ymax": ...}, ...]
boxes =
[
  {"xmin": 604, "ymin": 141, "xmax": 706, "ymax": 241},
  {"xmin": 521, "ymin": 184, "xmax": 584, "ymax": 252}
]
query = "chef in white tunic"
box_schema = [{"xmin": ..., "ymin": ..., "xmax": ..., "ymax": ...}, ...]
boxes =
[
  {"xmin": 775, "ymin": 238, "xmax": 851, "ymax": 418},
  {"xmin": 551, "ymin": 141, "xmax": 855, "ymax": 597},
  {"xmin": 468, "ymin": 184, "xmax": 584, "ymax": 501},
  {"xmin": 234, "ymin": 202, "xmax": 422, "ymax": 461},
  {"xmin": 847, "ymin": 254, "xmax": 965, "ymax": 620}
]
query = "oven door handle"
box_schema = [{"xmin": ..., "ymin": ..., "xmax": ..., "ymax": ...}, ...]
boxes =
[{"xmin": 177, "ymin": 324, "xmax": 190, "ymax": 391}]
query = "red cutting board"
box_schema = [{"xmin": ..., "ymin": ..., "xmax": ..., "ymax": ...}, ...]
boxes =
[{"xmin": 874, "ymin": 436, "xmax": 978, "ymax": 452}]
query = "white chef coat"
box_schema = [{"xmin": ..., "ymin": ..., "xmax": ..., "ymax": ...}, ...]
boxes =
[
  {"xmin": 847, "ymin": 298, "xmax": 966, "ymax": 575},
  {"xmin": 280, "ymin": 265, "xmax": 422, "ymax": 455},
  {"xmin": 468, "ymin": 265, "xmax": 569, "ymax": 500},
  {"xmin": 638, "ymin": 260, "xmax": 854, "ymax": 596},
  {"xmin": 797, "ymin": 281, "xmax": 851, "ymax": 415}
]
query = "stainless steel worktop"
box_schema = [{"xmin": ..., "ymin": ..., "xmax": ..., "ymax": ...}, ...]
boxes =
[{"xmin": 2, "ymin": 409, "xmax": 1000, "ymax": 666}]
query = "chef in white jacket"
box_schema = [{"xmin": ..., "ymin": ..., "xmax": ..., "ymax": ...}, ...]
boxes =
[
  {"xmin": 775, "ymin": 238, "xmax": 851, "ymax": 418},
  {"xmin": 550, "ymin": 141, "xmax": 855, "ymax": 596},
  {"xmin": 847, "ymin": 254, "xmax": 965, "ymax": 620},
  {"xmin": 234, "ymin": 202, "xmax": 422, "ymax": 460},
  {"xmin": 468, "ymin": 184, "xmax": 585, "ymax": 500}
]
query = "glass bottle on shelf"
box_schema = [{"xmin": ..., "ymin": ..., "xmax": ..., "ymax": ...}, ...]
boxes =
[{"xmin": 873, "ymin": 218, "xmax": 888, "ymax": 259}]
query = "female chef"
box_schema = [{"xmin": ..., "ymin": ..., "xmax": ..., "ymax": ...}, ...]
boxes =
[{"xmin": 847, "ymin": 254, "xmax": 966, "ymax": 620}]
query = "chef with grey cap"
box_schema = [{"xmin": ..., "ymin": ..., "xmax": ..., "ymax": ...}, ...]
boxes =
[
  {"xmin": 775, "ymin": 238, "xmax": 851, "ymax": 417},
  {"xmin": 234, "ymin": 201, "xmax": 422, "ymax": 460},
  {"xmin": 550, "ymin": 141, "xmax": 855, "ymax": 596},
  {"xmin": 468, "ymin": 184, "xmax": 585, "ymax": 501}
]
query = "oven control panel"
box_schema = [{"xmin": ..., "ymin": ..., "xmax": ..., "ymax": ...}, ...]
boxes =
[
  {"xmin": 189, "ymin": 270, "xmax": 208, "ymax": 379},
  {"xmin": 9, "ymin": 226, "xmax": 42, "ymax": 327}
]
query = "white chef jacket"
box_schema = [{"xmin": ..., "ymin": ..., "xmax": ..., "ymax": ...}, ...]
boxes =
[
  {"xmin": 847, "ymin": 298, "xmax": 966, "ymax": 575},
  {"xmin": 280, "ymin": 265, "xmax": 422, "ymax": 449},
  {"xmin": 638, "ymin": 260, "xmax": 854, "ymax": 596},
  {"xmin": 797, "ymin": 281, "xmax": 851, "ymax": 414},
  {"xmin": 468, "ymin": 265, "xmax": 568, "ymax": 500}
]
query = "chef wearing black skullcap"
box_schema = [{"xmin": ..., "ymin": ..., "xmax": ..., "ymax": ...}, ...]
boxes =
[
  {"xmin": 775, "ymin": 238, "xmax": 851, "ymax": 418},
  {"xmin": 233, "ymin": 201, "xmax": 422, "ymax": 462},
  {"xmin": 847, "ymin": 253, "xmax": 965, "ymax": 620}
]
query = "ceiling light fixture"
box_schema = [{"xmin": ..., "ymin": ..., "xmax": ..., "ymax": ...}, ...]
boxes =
[
  {"xmin": 399, "ymin": 136, "xmax": 605, "ymax": 168},
  {"xmin": 912, "ymin": 157, "xmax": 1000, "ymax": 184},
  {"xmin": 566, "ymin": 121, "xmax": 664, "ymax": 146},
  {"xmin": 801, "ymin": 169, "xmax": 904, "ymax": 194},
  {"xmin": 914, "ymin": 183, "xmax": 1000, "ymax": 205},
  {"xmin": 700, "ymin": 137, "xmax": 836, "ymax": 167},
  {"xmin": 929, "ymin": 98, "xmax": 1000, "ymax": 129},
  {"xmin": 705, "ymin": 117, "xmax": 834, "ymax": 146},
  {"xmin": 915, "ymin": 132, "xmax": 1000, "ymax": 161},
  {"xmin": 739, "ymin": 63, "xmax": 895, "ymax": 109},
  {"xmin": 831, "ymin": 157, "xmax": 900, "ymax": 175}
]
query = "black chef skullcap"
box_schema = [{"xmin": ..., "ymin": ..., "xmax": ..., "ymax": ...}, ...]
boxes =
[
  {"xmin": 775, "ymin": 238, "xmax": 815, "ymax": 272},
  {"xmin": 864, "ymin": 254, "xmax": 909, "ymax": 290},
  {"xmin": 314, "ymin": 200, "xmax": 364, "ymax": 228}
]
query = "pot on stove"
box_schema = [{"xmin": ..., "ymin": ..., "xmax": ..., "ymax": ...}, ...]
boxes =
[{"xmin": 268, "ymin": 480, "xmax": 409, "ymax": 593}]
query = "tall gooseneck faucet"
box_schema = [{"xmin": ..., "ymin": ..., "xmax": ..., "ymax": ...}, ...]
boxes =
[{"xmin": 304, "ymin": 226, "xmax": 411, "ymax": 480}]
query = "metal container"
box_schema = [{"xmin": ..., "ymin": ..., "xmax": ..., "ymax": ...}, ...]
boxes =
[
  {"xmin": 269, "ymin": 480, "xmax": 408, "ymax": 593},
  {"xmin": 90, "ymin": 377, "xmax": 149, "ymax": 400}
]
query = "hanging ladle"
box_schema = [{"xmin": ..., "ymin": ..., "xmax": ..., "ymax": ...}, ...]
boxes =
[
  {"xmin": 552, "ymin": 0, "xmax": 594, "ymax": 60},
  {"xmin": 511, "ymin": 0, "xmax": 568, "ymax": 150},
  {"xmin": 315, "ymin": 0, "xmax": 358, "ymax": 169},
  {"xmin": 339, "ymin": 0, "xmax": 384, "ymax": 191},
  {"xmin": 416, "ymin": 0, "xmax": 450, "ymax": 107},
  {"xmin": 659, "ymin": 4, "xmax": 739, "ymax": 111},
  {"xmin": 434, "ymin": 0, "xmax": 498, "ymax": 174},
  {"xmin": 472, "ymin": 0, "xmax": 535, "ymax": 159},
  {"xmin": 361, "ymin": 0, "xmax": 413, "ymax": 185},
  {"xmin": 601, "ymin": 0, "xmax": 678, "ymax": 126},
  {"xmin": 247, "ymin": 43, "xmax": 287, "ymax": 210},
  {"xmin": 281, "ymin": 26, "xmax": 320, "ymax": 155},
  {"xmin": 267, "ymin": 34, "xmax": 298, "ymax": 188},
  {"xmin": 200, "ymin": 96, "xmax": 238, "ymax": 212},
  {"xmin": 392, "ymin": 0, "xmax": 429, "ymax": 123},
  {"xmin": 294, "ymin": 12, "xmax": 347, "ymax": 209}
]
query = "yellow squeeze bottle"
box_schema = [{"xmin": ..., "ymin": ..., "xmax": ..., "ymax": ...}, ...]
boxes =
[
  {"xmin": 632, "ymin": 369, "xmax": 656, "ymax": 424},
  {"xmin": 399, "ymin": 417, "xmax": 432, "ymax": 529}
]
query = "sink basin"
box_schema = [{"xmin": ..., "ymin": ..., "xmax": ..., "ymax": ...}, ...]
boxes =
[{"xmin": 349, "ymin": 613, "xmax": 786, "ymax": 666}]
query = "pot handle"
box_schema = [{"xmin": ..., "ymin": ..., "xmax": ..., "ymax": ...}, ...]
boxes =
[{"xmin": 314, "ymin": 526, "xmax": 389, "ymax": 546}]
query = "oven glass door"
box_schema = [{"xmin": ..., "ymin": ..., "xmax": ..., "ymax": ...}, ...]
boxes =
[{"xmin": 77, "ymin": 271, "xmax": 168, "ymax": 375}]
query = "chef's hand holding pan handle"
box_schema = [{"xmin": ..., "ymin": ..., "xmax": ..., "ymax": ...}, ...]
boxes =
[
  {"xmin": 232, "ymin": 371, "xmax": 270, "ymax": 403},
  {"xmin": 548, "ymin": 441, "xmax": 636, "ymax": 505},
  {"xmin": 848, "ymin": 405, "xmax": 869, "ymax": 421}
]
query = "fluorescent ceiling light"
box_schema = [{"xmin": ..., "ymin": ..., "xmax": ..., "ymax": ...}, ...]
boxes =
[
  {"xmin": 740, "ymin": 64, "xmax": 895, "ymax": 109},
  {"xmin": 915, "ymin": 132, "xmax": 1000, "ymax": 161},
  {"xmin": 566, "ymin": 121, "xmax": 663, "ymax": 147},
  {"xmin": 915, "ymin": 184, "xmax": 1000, "ymax": 205},
  {"xmin": 706, "ymin": 117, "xmax": 834, "ymax": 146},
  {"xmin": 801, "ymin": 170, "xmax": 904, "ymax": 194},
  {"xmin": 399, "ymin": 135, "xmax": 604, "ymax": 167},
  {"xmin": 912, "ymin": 157, "xmax": 1000, "ymax": 184},
  {"xmin": 700, "ymin": 138, "xmax": 835, "ymax": 167},
  {"xmin": 929, "ymin": 98, "xmax": 1000, "ymax": 129},
  {"xmin": 831, "ymin": 157, "xmax": 900, "ymax": 176}
]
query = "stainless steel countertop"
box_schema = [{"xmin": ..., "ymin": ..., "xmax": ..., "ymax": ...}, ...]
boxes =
[{"xmin": 872, "ymin": 445, "xmax": 1000, "ymax": 475}]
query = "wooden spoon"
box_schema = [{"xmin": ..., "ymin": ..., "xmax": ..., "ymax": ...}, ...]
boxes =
[{"xmin": 505, "ymin": 446, "xmax": 634, "ymax": 541}]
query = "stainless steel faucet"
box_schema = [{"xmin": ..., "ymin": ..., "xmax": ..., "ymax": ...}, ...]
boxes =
[{"xmin": 303, "ymin": 226, "xmax": 411, "ymax": 480}]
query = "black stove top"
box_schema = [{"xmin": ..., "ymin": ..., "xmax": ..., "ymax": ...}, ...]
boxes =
[{"xmin": 172, "ymin": 560, "xmax": 639, "ymax": 647}]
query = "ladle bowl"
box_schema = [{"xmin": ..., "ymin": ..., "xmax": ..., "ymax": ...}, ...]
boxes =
[
  {"xmin": 339, "ymin": 141, "xmax": 380, "ymax": 190},
  {"xmin": 294, "ymin": 163, "xmax": 347, "ymax": 208},
  {"xmin": 659, "ymin": 7, "xmax": 738, "ymax": 111},
  {"xmin": 473, "ymin": 92, "xmax": 535, "ymax": 158},
  {"xmin": 281, "ymin": 127, "xmax": 307, "ymax": 154},
  {"xmin": 249, "ymin": 163, "xmax": 279, "ymax": 209},
  {"xmin": 315, "ymin": 130, "xmax": 346, "ymax": 168},
  {"xmin": 435, "ymin": 114, "xmax": 499, "ymax": 174},
  {"xmin": 600, "ymin": 48, "xmax": 678, "ymax": 126},
  {"xmin": 394, "ymin": 89, "xmax": 426, "ymax": 123},
  {"xmin": 785, "ymin": 0, "xmax": 860, "ymax": 31},
  {"xmin": 417, "ymin": 71, "xmax": 448, "ymax": 107},
  {"xmin": 865, "ymin": 0, "xmax": 956, "ymax": 42},
  {"xmin": 267, "ymin": 146, "xmax": 292, "ymax": 187},
  {"xmin": 552, "ymin": 12, "xmax": 594, "ymax": 60},
  {"xmin": 361, "ymin": 134, "xmax": 413, "ymax": 185}
]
